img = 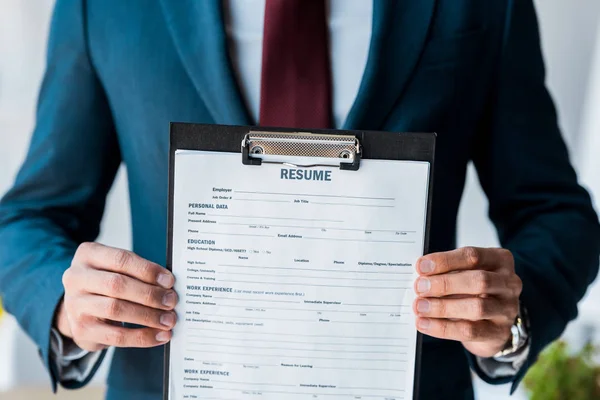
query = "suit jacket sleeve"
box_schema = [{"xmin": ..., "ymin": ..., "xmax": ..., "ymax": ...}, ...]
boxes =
[
  {"xmin": 469, "ymin": 0, "xmax": 600, "ymax": 391},
  {"xmin": 0, "ymin": 0, "xmax": 118, "ymax": 390}
]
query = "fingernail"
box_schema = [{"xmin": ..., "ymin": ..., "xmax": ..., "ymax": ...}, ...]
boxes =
[
  {"xmin": 162, "ymin": 291, "xmax": 177, "ymax": 307},
  {"xmin": 416, "ymin": 278, "xmax": 431, "ymax": 293},
  {"xmin": 157, "ymin": 273, "xmax": 174, "ymax": 289},
  {"xmin": 417, "ymin": 299, "xmax": 430, "ymax": 313},
  {"xmin": 160, "ymin": 313, "xmax": 176, "ymax": 327},
  {"xmin": 418, "ymin": 318, "xmax": 431, "ymax": 330},
  {"xmin": 156, "ymin": 331, "xmax": 170, "ymax": 342},
  {"xmin": 418, "ymin": 259, "xmax": 435, "ymax": 274}
]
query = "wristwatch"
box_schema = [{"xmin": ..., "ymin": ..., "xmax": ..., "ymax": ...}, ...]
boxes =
[{"xmin": 494, "ymin": 302, "xmax": 530, "ymax": 359}]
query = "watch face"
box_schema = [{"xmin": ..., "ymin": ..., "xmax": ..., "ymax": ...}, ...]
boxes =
[
  {"xmin": 493, "ymin": 306, "xmax": 531, "ymax": 361},
  {"xmin": 497, "ymin": 316, "xmax": 527, "ymax": 357},
  {"xmin": 511, "ymin": 324, "xmax": 520, "ymax": 349}
]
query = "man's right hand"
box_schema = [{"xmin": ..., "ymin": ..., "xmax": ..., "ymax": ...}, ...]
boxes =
[{"xmin": 56, "ymin": 242, "xmax": 178, "ymax": 352}]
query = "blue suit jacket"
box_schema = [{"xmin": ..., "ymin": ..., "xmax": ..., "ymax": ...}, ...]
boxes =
[{"xmin": 1, "ymin": 1, "xmax": 599, "ymax": 399}]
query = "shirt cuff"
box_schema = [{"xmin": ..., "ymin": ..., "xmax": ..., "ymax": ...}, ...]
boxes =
[
  {"xmin": 50, "ymin": 328, "xmax": 103, "ymax": 382},
  {"xmin": 475, "ymin": 339, "xmax": 531, "ymax": 379}
]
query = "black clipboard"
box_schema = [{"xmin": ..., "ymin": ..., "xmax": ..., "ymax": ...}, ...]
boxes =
[{"xmin": 164, "ymin": 123, "xmax": 435, "ymax": 400}]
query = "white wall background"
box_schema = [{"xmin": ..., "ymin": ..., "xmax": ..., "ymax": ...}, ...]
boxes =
[{"xmin": 0, "ymin": 1, "xmax": 599, "ymax": 398}]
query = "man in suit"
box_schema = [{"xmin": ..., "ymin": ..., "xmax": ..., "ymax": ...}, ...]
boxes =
[{"xmin": 0, "ymin": 1, "xmax": 599, "ymax": 399}]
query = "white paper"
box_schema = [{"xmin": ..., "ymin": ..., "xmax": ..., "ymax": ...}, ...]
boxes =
[{"xmin": 168, "ymin": 151, "xmax": 430, "ymax": 400}]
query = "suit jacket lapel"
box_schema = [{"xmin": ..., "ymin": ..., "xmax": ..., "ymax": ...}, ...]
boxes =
[
  {"xmin": 159, "ymin": 0, "xmax": 251, "ymax": 125},
  {"xmin": 344, "ymin": 0, "xmax": 437, "ymax": 130}
]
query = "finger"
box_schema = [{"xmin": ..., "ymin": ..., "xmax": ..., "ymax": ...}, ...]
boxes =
[
  {"xmin": 73, "ymin": 340, "xmax": 109, "ymax": 353},
  {"xmin": 74, "ymin": 318, "xmax": 172, "ymax": 348},
  {"xmin": 416, "ymin": 247, "xmax": 513, "ymax": 276},
  {"xmin": 414, "ymin": 297, "xmax": 517, "ymax": 323},
  {"xmin": 71, "ymin": 267, "xmax": 178, "ymax": 310},
  {"xmin": 414, "ymin": 270, "xmax": 513, "ymax": 297},
  {"xmin": 416, "ymin": 317, "xmax": 506, "ymax": 343},
  {"xmin": 74, "ymin": 242, "xmax": 174, "ymax": 288},
  {"xmin": 79, "ymin": 295, "xmax": 177, "ymax": 330}
]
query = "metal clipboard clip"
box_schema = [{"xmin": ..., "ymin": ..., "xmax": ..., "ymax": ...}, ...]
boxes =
[{"xmin": 241, "ymin": 131, "xmax": 361, "ymax": 171}]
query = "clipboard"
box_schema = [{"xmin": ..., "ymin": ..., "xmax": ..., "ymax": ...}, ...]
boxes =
[{"xmin": 164, "ymin": 123, "xmax": 435, "ymax": 400}]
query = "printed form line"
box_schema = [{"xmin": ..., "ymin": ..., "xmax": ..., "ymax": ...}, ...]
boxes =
[
  {"xmin": 217, "ymin": 279, "xmax": 411, "ymax": 290},
  {"xmin": 219, "ymin": 222, "xmax": 417, "ymax": 233},
  {"xmin": 194, "ymin": 359, "xmax": 406, "ymax": 373},
  {"xmin": 234, "ymin": 190, "xmax": 395, "ymax": 201},
  {"xmin": 214, "ymin": 387, "xmax": 405, "ymax": 398},
  {"xmin": 187, "ymin": 342, "xmax": 408, "ymax": 355},
  {"xmin": 187, "ymin": 335, "xmax": 408, "ymax": 347},
  {"xmin": 186, "ymin": 350, "xmax": 407, "ymax": 363},
  {"xmin": 187, "ymin": 327, "xmax": 407, "ymax": 340},
  {"xmin": 206, "ymin": 214, "xmax": 344, "ymax": 223},
  {"xmin": 197, "ymin": 303, "xmax": 408, "ymax": 314},
  {"xmin": 216, "ymin": 270, "xmax": 412, "ymax": 282},
  {"xmin": 198, "ymin": 314, "xmax": 407, "ymax": 325},
  {"xmin": 219, "ymin": 264, "xmax": 414, "ymax": 275}
]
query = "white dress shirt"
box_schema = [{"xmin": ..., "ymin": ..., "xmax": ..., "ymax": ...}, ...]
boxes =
[{"xmin": 52, "ymin": 0, "xmax": 525, "ymax": 384}]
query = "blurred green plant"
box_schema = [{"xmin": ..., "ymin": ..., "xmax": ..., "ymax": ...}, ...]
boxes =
[{"xmin": 523, "ymin": 340, "xmax": 600, "ymax": 400}]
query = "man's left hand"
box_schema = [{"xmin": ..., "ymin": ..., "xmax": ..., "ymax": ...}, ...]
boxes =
[{"xmin": 413, "ymin": 247, "xmax": 522, "ymax": 358}]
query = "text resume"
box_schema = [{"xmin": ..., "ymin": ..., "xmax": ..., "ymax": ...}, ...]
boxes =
[{"xmin": 168, "ymin": 151, "xmax": 430, "ymax": 400}]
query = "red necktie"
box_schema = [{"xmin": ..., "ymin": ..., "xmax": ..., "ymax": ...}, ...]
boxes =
[{"xmin": 259, "ymin": 0, "xmax": 332, "ymax": 129}]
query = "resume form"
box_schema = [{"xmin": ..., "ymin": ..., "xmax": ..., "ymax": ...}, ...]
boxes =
[{"xmin": 168, "ymin": 150, "xmax": 430, "ymax": 400}]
